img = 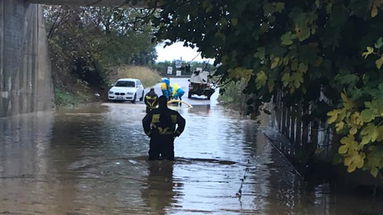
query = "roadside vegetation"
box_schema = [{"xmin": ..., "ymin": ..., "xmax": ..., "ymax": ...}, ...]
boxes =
[
  {"xmin": 217, "ymin": 80, "xmax": 248, "ymax": 115},
  {"xmin": 44, "ymin": 6, "xmax": 157, "ymax": 107},
  {"xmin": 109, "ymin": 65, "xmax": 161, "ymax": 87},
  {"xmin": 149, "ymin": 0, "xmax": 383, "ymax": 179}
]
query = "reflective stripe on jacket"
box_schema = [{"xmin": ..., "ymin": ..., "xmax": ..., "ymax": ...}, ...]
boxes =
[
  {"xmin": 142, "ymin": 107, "xmax": 186, "ymax": 137},
  {"xmin": 150, "ymin": 113, "xmax": 178, "ymax": 135},
  {"xmin": 145, "ymin": 95, "xmax": 158, "ymax": 108},
  {"xmin": 144, "ymin": 91, "xmax": 158, "ymax": 109}
]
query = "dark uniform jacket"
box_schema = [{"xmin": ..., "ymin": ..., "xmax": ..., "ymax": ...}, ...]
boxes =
[
  {"xmin": 142, "ymin": 107, "xmax": 185, "ymax": 138},
  {"xmin": 144, "ymin": 91, "xmax": 159, "ymax": 109}
]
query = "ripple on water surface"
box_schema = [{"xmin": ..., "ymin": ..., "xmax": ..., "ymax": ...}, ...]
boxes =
[{"xmin": 0, "ymin": 102, "xmax": 382, "ymax": 214}]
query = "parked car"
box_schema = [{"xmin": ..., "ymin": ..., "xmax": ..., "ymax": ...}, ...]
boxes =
[{"xmin": 108, "ymin": 78, "xmax": 144, "ymax": 103}]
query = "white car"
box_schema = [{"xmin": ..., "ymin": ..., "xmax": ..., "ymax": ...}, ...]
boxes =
[{"xmin": 108, "ymin": 78, "xmax": 144, "ymax": 103}]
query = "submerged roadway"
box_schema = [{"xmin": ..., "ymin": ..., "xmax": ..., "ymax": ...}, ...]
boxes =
[{"xmin": 0, "ymin": 78, "xmax": 382, "ymax": 214}]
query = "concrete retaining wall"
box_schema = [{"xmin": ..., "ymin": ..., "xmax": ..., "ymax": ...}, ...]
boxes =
[{"xmin": 0, "ymin": 0, "xmax": 53, "ymax": 117}]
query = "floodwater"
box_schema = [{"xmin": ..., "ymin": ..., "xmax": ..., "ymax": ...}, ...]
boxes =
[{"xmin": 0, "ymin": 78, "xmax": 383, "ymax": 215}]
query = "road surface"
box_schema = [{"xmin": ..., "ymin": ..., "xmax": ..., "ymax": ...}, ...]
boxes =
[{"xmin": 0, "ymin": 78, "xmax": 382, "ymax": 214}]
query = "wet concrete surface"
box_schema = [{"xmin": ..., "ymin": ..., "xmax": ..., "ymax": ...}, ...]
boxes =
[{"xmin": 1, "ymin": 78, "xmax": 383, "ymax": 214}]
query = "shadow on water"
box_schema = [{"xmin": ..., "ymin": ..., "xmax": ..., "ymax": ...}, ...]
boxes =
[
  {"xmin": 141, "ymin": 161, "xmax": 181, "ymax": 215},
  {"xmin": 175, "ymin": 157, "xmax": 236, "ymax": 165}
]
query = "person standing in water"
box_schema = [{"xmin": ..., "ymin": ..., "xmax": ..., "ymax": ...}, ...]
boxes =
[
  {"xmin": 144, "ymin": 88, "xmax": 159, "ymax": 113},
  {"xmin": 142, "ymin": 96, "xmax": 186, "ymax": 160}
]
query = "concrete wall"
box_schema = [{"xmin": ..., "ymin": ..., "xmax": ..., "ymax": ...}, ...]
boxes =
[{"xmin": 0, "ymin": 0, "xmax": 53, "ymax": 117}]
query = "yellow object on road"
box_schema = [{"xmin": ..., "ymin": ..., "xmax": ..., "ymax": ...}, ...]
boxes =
[
  {"xmin": 167, "ymin": 99, "xmax": 193, "ymax": 108},
  {"xmin": 172, "ymin": 83, "xmax": 180, "ymax": 96}
]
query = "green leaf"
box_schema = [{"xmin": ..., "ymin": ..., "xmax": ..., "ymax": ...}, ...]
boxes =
[
  {"xmin": 296, "ymin": 26, "xmax": 311, "ymax": 41},
  {"xmin": 291, "ymin": 72, "xmax": 303, "ymax": 88},
  {"xmin": 291, "ymin": 61, "xmax": 298, "ymax": 71},
  {"xmin": 339, "ymin": 145, "xmax": 348, "ymax": 154},
  {"xmin": 298, "ymin": 63, "xmax": 308, "ymax": 73},
  {"xmin": 371, "ymin": 168, "xmax": 379, "ymax": 177},
  {"xmin": 254, "ymin": 47, "xmax": 265, "ymax": 60},
  {"xmin": 273, "ymin": 2, "xmax": 285, "ymax": 12},
  {"xmin": 360, "ymin": 123, "xmax": 378, "ymax": 145},
  {"xmin": 374, "ymin": 37, "xmax": 383, "ymax": 49},
  {"xmin": 228, "ymin": 67, "xmax": 253, "ymax": 80},
  {"xmin": 255, "ymin": 71, "xmax": 267, "ymax": 89},
  {"xmin": 282, "ymin": 56, "xmax": 290, "ymax": 65},
  {"xmin": 362, "ymin": 46, "xmax": 374, "ymax": 58},
  {"xmin": 336, "ymin": 121, "xmax": 344, "ymax": 132},
  {"xmin": 371, "ymin": 5, "xmax": 378, "ymax": 17},
  {"xmin": 345, "ymin": 152, "xmax": 365, "ymax": 173},
  {"xmin": 340, "ymin": 135, "xmax": 359, "ymax": 153},
  {"xmin": 334, "ymin": 73, "xmax": 359, "ymax": 86},
  {"xmin": 376, "ymin": 57, "xmax": 383, "ymax": 69},
  {"xmin": 361, "ymin": 109, "xmax": 375, "ymax": 123},
  {"xmin": 368, "ymin": 46, "xmax": 374, "ymax": 53},
  {"xmin": 281, "ymin": 72, "xmax": 290, "ymax": 87},
  {"xmin": 327, "ymin": 109, "xmax": 342, "ymax": 124},
  {"xmin": 350, "ymin": 127, "xmax": 358, "ymax": 135},
  {"xmin": 271, "ymin": 57, "xmax": 280, "ymax": 69},
  {"xmin": 281, "ymin": 31, "xmax": 295, "ymax": 46}
]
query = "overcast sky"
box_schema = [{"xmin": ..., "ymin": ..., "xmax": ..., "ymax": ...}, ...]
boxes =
[{"xmin": 155, "ymin": 42, "xmax": 214, "ymax": 63}]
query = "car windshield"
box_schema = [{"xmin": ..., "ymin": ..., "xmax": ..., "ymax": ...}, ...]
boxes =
[{"xmin": 115, "ymin": 80, "xmax": 135, "ymax": 87}]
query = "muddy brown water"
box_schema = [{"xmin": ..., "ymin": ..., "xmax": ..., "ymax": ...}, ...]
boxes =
[{"xmin": 1, "ymin": 84, "xmax": 383, "ymax": 214}]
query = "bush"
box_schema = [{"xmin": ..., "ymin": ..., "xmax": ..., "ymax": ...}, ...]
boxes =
[
  {"xmin": 55, "ymin": 88, "xmax": 79, "ymax": 106},
  {"xmin": 110, "ymin": 65, "xmax": 162, "ymax": 87},
  {"xmin": 218, "ymin": 79, "xmax": 248, "ymax": 113}
]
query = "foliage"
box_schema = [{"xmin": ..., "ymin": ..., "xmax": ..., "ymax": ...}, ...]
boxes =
[
  {"xmin": 327, "ymin": 40, "xmax": 383, "ymax": 177},
  {"xmin": 44, "ymin": 5, "xmax": 157, "ymax": 105},
  {"xmin": 150, "ymin": 0, "xmax": 383, "ymax": 177},
  {"xmin": 54, "ymin": 77, "xmax": 101, "ymax": 106},
  {"xmin": 45, "ymin": 6, "xmax": 157, "ymax": 67},
  {"xmin": 218, "ymin": 80, "xmax": 248, "ymax": 113},
  {"xmin": 55, "ymin": 88, "xmax": 84, "ymax": 106}
]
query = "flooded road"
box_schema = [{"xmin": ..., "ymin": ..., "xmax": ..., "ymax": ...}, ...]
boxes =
[{"xmin": 0, "ymin": 78, "xmax": 382, "ymax": 214}]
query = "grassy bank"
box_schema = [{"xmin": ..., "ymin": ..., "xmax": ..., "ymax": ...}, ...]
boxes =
[
  {"xmin": 109, "ymin": 65, "xmax": 162, "ymax": 88},
  {"xmin": 52, "ymin": 64, "xmax": 102, "ymax": 108},
  {"xmin": 53, "ymin": 65, "xmax": 161, "ymax": 107}
]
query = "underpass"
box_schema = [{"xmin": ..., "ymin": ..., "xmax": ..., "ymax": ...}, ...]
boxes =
[{"xmin": 1, "ymin": 79, "xmax": 382, "ymax": 214}]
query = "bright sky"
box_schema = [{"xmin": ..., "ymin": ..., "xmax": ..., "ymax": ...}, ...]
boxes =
[{"xmin": 155, "ymin": 42, "xmax": 214, "ymax": 63}]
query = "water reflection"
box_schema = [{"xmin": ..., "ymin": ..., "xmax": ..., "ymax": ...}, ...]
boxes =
[
  {"xmin": 142, "ymin": 161, "xmax": 182, "ymax": 215},
  {"xmin": 0, "ymin": 112, "xmax": 53, "ymax": 178},
  {"xmin": 0, "ymin": 102, "xmax": 383, "ymax": 214}
]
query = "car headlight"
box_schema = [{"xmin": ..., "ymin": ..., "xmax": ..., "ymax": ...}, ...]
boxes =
[
  {"xmin": 127, "ymin": 92, "xmax": 134, "ymax": 95},
  {"xmin": 109, "ymin": 91, "xmax": 113, "ymax": 94}
]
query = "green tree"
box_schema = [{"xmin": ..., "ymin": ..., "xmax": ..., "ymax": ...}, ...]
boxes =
[
  {"xmin": 150, "ymin": 0, "xmax": 383, "ymax": 178},
  {"xmin": 44, "ymin": 5, "xmax": 157, "ymax": 89},
  {"xmin": 153, "ymin": 60, "xmax": 214, "ymax": 76}
]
